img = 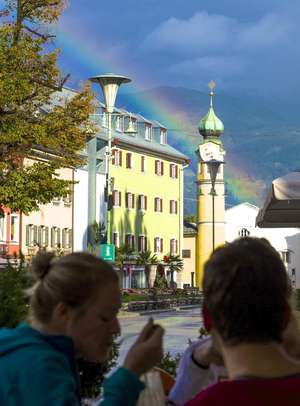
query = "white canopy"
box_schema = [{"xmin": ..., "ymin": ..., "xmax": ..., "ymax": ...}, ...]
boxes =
[{"xmin": 256, "ymin": 171, "xmax": 300, "ymax": 228}]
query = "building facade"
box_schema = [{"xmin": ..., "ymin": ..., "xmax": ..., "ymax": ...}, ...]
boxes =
[{"xmin": 225, "ymin": 202, "xmax": 300, "ymax": 289}]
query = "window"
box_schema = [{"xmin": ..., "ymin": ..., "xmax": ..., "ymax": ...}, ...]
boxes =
[
  {"xmin": 0, "ymin": 213, "xmax": 6, "ymax": 242},
  {"xmin": 138, "ymin": 195, "xmax": 147, "ymax": 211},
  {"xmin": 126, "ymin": 152, "xmax": 133, "ymax": 169},
  {"xmin": 239, "ymin": 228, "xmax": 250, "ymax": 237},
  {"xmin": 182, "ymin": 249, "xmax": 191, "ymax": 258},
  {"xmin": 51, "ymin": 227, "xmax": 61, "ymax": 248},
  {"xmin": 125, "ymin": 192, "xmax": 135, "ymax": 209},
  {"xmin": 281, "ymin": 250, "xmax": 291, "ymax": 264},
  {"xmin": 141, "ymin": 156, "xmax": 146, "ymax": 172},
  {"xmin": 170, "ymin": 164, "xmax": 178, "ymax": 179},
  {"xmin": 169, "ymin": 200, "xmax": 178, "ymax": 214},
  {"xmin": 63, "ymin": 187, "xmax": 72, "ymax": 206},
  {"xmin": 62, "ymin": 228, "xmax": 72, "ymax": 249},
  {"xmin": 112, "ymin": 190, "xmax": 121, "ymax": 207},
  {"xmin": 155, "ymin": 160, "xmax": 164, "ymax": 176},
  {"xmin": 154, "ymin": 197, "xmax": 163, "ymax": 213},
  {"xmin": 26, "ymin": 224, "xmax": 38, "ymax": 247},
  {"xmin": 160, "ymin": 129, "xmax": 167, "ymax": 145},
  {"xmin": 116, "ymin": 115, "xmax": 123, "ymax": 132},
  {"xmin": 170, "ymin": 239, "xmax": 178, "ymax": 255},
  {"xmin": 138, "ymin": 236, "xmax": 147, "ymax": 253},
  {"xmin": 145, "ymin": 124, "xmax": 152, "ymax": 141},
  {"xmin": 125, "ymin": 234, "xmax": 135, "ymax": 250},
  {"xmin": 38, "ymin": 225, "xmax": 49, "ymax": 248},
  {"xmin": 154, "ymin": 237, "xmax": 163, "ymax": 253},
  {"xmin": 112, "ymin": 149, "xmax": 122, "ymax": 166},
  {"xmin": 113, "ymin": 232, "xmax": 119, "ymax": 248},
  {"xmin": 10, "ymin": 215, "xmax": 19, "ymax": 243}
]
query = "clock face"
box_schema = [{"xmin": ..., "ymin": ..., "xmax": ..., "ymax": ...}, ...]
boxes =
[{"xmin": 199, "ymin": 142, "xmax": 221, "ymax": 161}]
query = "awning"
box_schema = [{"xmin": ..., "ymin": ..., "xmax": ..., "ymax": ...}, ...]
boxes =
[{"xmin": 256, "ymin": 171, "xmax": 300, "ymax": 228}]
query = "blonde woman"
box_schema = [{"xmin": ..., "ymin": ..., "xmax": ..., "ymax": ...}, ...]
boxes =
[{"xmin": 0, "ymin": 252, "xmax": 164, "ymax": 405}]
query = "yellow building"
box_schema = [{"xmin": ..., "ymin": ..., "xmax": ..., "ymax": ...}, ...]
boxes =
[
  {"xmin": 98, "ymin": 108, "xmax": 189, "ymax": 287},
  {"xmin": 195, "ymin": 83, "xmax": 226, "ymax": 287}
]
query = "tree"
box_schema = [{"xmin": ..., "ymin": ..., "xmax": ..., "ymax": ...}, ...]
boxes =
[
  {"xmin": 184, "ymin": 214, "xmax": 197, "ymax": 223},
  {"xmin": 0, "ymin": 254, "xmax": 30, "ymax": 327},
  {"xmin": 164, "ymin": 254, "xmax": 184, "ymax": 287},
  {"xmin": 136, "ymin": 250, "xmax": 158, "ymax": 288},
  {"xmin": 0, "ymin": 0, "xmax": 95, "ymax": 214}
]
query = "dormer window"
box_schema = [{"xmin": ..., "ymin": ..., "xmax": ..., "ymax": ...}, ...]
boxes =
[
  {"xmin": 145, "ymin": 124, "xmax": 152, "ymax": 141},
  {"xmin": 160, "ymin": 129, "xmax": 167, "ymax": 145},
  {"xmin": 116, "ymin": 115, "xmax": 123, "ymax": 132},
  {"xmin": 102, "ymin": 110, "xmax": 108, "ymax": 128}
]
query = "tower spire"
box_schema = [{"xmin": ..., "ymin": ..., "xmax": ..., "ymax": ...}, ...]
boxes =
[{"xmin": 208, "ymin": 80, "xmax": 215, "ymax": 108}]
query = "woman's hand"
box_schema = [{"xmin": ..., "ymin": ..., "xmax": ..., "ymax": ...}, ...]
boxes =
[{"xmin": 123, "ymin": 318, "xmax": 164, "ymax": 377}]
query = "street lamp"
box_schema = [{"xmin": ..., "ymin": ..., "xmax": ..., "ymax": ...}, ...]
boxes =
[
  {"xmin": 89, "ymin": 73, "xmax": 131, "ymax": 244},
  {"xmin": 206, "ymin": 159, "xmax": 223, "ymax": 251}
]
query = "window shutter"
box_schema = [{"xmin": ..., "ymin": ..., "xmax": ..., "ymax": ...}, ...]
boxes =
[
  {"xmin": 175, "ymin": 201, "xmax": 178, "ymax": 214},
  {"xmin": 175, "ymin": 165, "xmax": 178, "ymax": 178},
  {"xmin": 62, "ymin": 228, "xmax": 66, "ymax": 248},
  {"xmin": 45, "ymin": 227, "xmax": 49, "ymax": 247},
  {"xmin": 57, "ymin": 228, "xmax": 61, "ymax": 247},
  {"xmin": 33, "ymin": 226, "xmax": 38, "ymax": 245},
  {"xmin": 51, "ymin": 227, "xmax": 55, "ymax": 247},
  {"xmin": 170, "ymin": 239, "xmax": 172, "ymax": 254},
  {"xmin": 112, "ymin": 191, "xmax": 116, "ymax": 206},
  {"xmin": 138, "ymin": 195, "xmax": 141, "ymax": 210},
  {"xmin": 145, "ymin": 196, "xmax": 147, "ymax": 210},
  {"xmin": 161, "ymin": 238, "xmax": 163, "ymax": 253},
  {"xmin": 169, "ymin": 200, "xmax": 172, "ymax": 214},
  {"xmin": 118, "ymin": 191, "xmax": 121, "ymax": 206},
  {"xmin": 26, "ymin": 225, "xmax": 30, "ymax": 246},
  {"xmin": 112, "ymin": 149, "xmax": 116, "ymax": 165},
  {"xmin": 119, "ymin": 151, "xmax": 122, "ymax": 166},
  {"xmin": 38, "ymin": 226, "xmax": 42, "ymax": 246},
  {"xmin": 132, "ymin": 194, "xmax": 135, "ymax": 209},
  {"xmin": 161, "ymin": 161, "xmax": 164, "ymax": 175},
  {"xmin": 141, "ymin": 156, "xmax": 145, "ymax": 172},
  {"xmin": 131, "ymin": 235, "xmax": 135, "ymax": 250},
  {"xmin": 125, "ymin": 193, "xmax": 129, "ymax": 208},
  {"xmin": 169, "ymin": 164, "xmax": 172, "ymax": 178},
  {"xmin": 175, "ymin": 239, "xmax": 178, "ymax": 254},
  {"xmin": 126, "ymin": 153, "xmax": 130, "ymax": 168},
  {"xmin": 155, "ymin": 160, "xmax": 158, "ymax": 175},
  {"xmin": 161, "ymin": 199, "xmax": 163, "ymax": 212},
  {"xmin": 138, "ymin": 236, "xmax": 142, "ymax": 252}
]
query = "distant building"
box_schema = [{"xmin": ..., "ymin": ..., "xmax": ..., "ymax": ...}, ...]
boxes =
[{"xmin": 225, "ymin": 202, "xmax": 300, "ymax": 289}]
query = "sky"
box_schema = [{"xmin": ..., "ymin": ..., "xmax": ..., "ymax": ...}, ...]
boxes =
[{"xmin": 54, "ymin": 0, "xmax": 300, "ymax": 99}]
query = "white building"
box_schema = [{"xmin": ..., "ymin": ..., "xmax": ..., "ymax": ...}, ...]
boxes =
[{"xmin": 225, "ymin": 202, "xmax": 300, "ymax": 288}]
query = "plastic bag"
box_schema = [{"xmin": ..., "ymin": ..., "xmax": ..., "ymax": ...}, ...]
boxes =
[{"xmin": 137, "ymin": 370, "xmax": 166, "ymax": 406}]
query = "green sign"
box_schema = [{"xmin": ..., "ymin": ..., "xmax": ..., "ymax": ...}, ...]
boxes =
[{"xmin": 100, "ymin": 244, "xmax": 115, "ymax": 262}]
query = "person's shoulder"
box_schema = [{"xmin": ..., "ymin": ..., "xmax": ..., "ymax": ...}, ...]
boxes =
[{"xmin": 185, "ymin": 381, "xmax": 231, "ymax": 405}]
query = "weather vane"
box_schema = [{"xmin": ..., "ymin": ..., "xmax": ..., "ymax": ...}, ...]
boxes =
[{"xmin": 208, "ymin": 80, "xmax": 216, "ymax": 106}]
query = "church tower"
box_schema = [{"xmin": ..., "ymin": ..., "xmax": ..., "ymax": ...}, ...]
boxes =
[{"xmin": 196, "ymin": 81, "xmax": 226, "ymax": 287}]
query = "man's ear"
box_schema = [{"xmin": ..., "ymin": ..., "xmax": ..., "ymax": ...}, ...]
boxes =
[{"xmin": 202, "ymin": 303, "xmax": 213, "ymax": 332}]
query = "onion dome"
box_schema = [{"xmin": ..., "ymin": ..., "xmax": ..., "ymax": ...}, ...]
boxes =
[{"xmin": 198, "ymin": 81, "xmax": 224, "ymax": 138}]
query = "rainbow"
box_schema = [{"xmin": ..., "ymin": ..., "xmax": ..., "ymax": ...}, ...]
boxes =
[{"xmin": 54, "ymin": 24, "xmax": 265, "ymax": 207}]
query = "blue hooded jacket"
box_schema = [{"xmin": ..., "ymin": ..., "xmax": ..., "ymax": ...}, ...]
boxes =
[{"xmin": 0, "ymin": 323, "xmax": 144, "ymax": 405}]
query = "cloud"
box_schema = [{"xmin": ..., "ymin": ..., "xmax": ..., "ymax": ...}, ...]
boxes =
[
  {"xmin": 168, "ymin": 56, "xmax": 246, "ymax": 77},
  {"xmin": 141, "ymin": 11, "xmax": 292, "ymax": 56}
]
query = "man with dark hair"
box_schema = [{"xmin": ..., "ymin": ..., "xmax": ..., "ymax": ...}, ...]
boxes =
[{"xmin": 186, "ymin": 237, "xmax": 300, "ymax": 406}]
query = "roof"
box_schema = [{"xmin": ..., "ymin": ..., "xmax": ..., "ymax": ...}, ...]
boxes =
[
  {"xmin": 184, "ymin": 221, "xmax": 198, "ymax": 235},
  {"xmin": 41, "ymin": 87, "xmax": 189, "ymax": 163},
  {"xmin": 226, "ymin": 202, "xmax": 259, "ymax": 213}
]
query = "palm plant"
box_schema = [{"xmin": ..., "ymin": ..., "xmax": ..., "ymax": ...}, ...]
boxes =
[
  {"xmin": 136, "ymin": 250, "xmax": 158, "ymax": 288},
  {"xmin": 114, "ymin": 244, "xmax": 136, "ymax": 280},
  {"xmin": 165, "ymin": 254, "xmax": 184, "ymax": 286}
]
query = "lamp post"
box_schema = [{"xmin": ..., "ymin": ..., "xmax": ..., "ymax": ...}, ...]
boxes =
[
  {"xmin": 206, "ymin": 159, "xmax": 223, "ymax": 251},
  {"xmin": 89, "ymin": 73, "xmax": 131, "ymax": 245}
]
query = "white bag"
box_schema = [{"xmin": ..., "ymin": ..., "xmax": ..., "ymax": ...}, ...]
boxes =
[{"xmin": 137, "ymin": 370, "xmax": 166, "ymax": 406}]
